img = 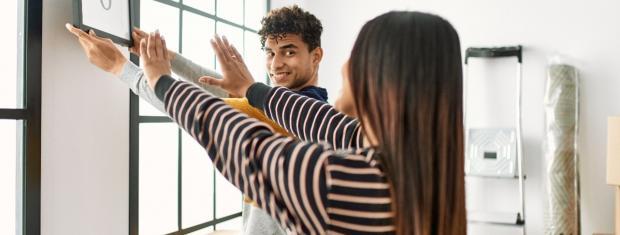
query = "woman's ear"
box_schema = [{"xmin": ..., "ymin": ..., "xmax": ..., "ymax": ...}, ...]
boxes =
[{"xmin": 335, "ymin": 59, "xmax": 357, "ymax": 118}]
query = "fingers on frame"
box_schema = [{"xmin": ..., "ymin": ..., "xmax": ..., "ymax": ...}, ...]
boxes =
[{"xmin": 66, "ymin": 24, "xmax": 90, "ymax": 39}]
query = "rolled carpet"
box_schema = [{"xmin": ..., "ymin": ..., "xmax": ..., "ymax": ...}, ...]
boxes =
[{"xmin": 543, "ymin": 63, "xmax": 580, "ymax": 235}]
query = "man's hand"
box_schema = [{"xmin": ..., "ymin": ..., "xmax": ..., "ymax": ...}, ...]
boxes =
[
  {"xmin": 129, "ymin": 27, "xmax": 175, "ymax": 60},
  {"xmin": 65, "ymin": 23, "xmax": 127, "ymax": 76},
  {"xmin": 199, "ymin": 35, "xmax": 255, "ymax": 97},
  {"xmin": 140, "ymin": 32, "xmax": 172, "ymax": 90}
]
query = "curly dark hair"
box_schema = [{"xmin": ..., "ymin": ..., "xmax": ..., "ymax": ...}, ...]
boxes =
[{"xmin": 258, "ymin": 5, "xmax": 323, "ymax": 51}]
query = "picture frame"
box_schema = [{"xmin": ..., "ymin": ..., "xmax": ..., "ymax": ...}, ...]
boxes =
[{"xmin": 72, "ymin": 0, "xmax": 134, "ymax": 46}]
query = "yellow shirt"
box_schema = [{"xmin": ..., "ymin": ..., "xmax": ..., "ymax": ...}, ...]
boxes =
[
  {"xmin": 223, "ymin": 98, "xmax": 291, "ymax": 206},
  {"xmin": 223, "ymin": 98, "xmax": 291, "ymax": 137}
]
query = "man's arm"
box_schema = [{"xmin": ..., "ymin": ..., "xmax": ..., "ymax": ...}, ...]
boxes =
[
  {"xmin": 117, "ymin": 54, "xmax": 230, "ymax": 115},
  {"xmin": 170, "ymin": 52, "xmax": 229, "ymax": 98},
  {"xmin": 132, "ymin": 27, "xmax": 229, "ymax": 98}
]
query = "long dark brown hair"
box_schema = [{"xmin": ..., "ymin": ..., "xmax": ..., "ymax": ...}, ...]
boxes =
[{"xmin": 348, "ymin": 11, "xmax": 466, "ymax": 234}]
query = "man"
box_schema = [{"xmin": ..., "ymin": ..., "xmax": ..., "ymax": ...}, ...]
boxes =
[{"xmin": 67, "ymin": 5, "xmax": 326, "ymax": 235}]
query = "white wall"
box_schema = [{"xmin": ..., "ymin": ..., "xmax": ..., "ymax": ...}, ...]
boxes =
[
  {"xmin": 36, "ymin": 0, "xmax": 620, "ymax": 234},
  {"xmin": 42, "ymin": 0, "xmax": 129, "ymax": 234},
  {"xmin": 284, "ymin": 0, "xmax": 620, "ymax": 234}
]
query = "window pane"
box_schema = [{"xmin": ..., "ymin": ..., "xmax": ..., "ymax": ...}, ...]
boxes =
[
  {"xmin": 0, "ymin": 120, "xmax": 18, "ymax": 234},
  {"xmin": 139, "ymin": 98, "xmax": 165, "ymax": 116},
  {"xmin": 215, "ymin": 22, "xmax": 243, "ymax": 74},
  {"xmin": 244, "ymin": 31, "xmax": 267, "ymax": 84},
  {"xmin": 215, "ymin": 172, "xmax": 242, "ymax": 219},
  {"xmin": 140, "ymin": 0, "xmax": 179, "ymax": 52},
  {"xmin": 139, "ymin": 123, "xmax": 178, "ymax": 234},
  {"xmin": 0, "ymin": 0, "xmax": 22, "ymax": 108},
  {"xmin": 181, "ymin": 132, "xmax": 214, "ymax": 228},
  {"xmin": 182, "ymin": 11, "xmax": 215, "ymax": 70},
  {"xmin": 140, "ymin": 0, "xmax": 180, "ymax": 116},
  {"xmin": 244, "ymin": 0, "xmax": 267, "ymax": 30},
  {"xmin": 215, "ymin": 216, "xmax": 242, "ymax": 231},
  {"xmin": 216, "ymin": 0, "xmax": 243, "ymax": 25},
  {"xmin": 184, "ymin": 0, "xmax": 215, "ymax": 15}
]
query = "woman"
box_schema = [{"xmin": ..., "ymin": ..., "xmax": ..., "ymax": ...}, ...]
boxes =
[{"xmin": 140, "ymin": 11, "xmax": 465, "ymax": 234}]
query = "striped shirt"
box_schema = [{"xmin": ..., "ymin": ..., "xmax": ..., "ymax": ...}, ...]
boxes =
[{"xmin": 155, "ymin": 75, "xmax": 395, "ymax": 234}]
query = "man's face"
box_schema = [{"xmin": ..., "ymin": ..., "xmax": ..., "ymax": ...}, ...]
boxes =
[{"xmin": 264, "ymin": 34, "xmax": 322, "ymax": 90}]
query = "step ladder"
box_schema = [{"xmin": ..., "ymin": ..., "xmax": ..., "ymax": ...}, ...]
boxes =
[{"xmin": 464, "ymin": 46, "xmax": 526, "ymax": 234}]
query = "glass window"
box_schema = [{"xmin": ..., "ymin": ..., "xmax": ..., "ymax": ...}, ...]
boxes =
[
  {"xmin": 139, "ymin": 123, "xmax": 179, "ymax": 234},
  {"xmin": 244, "ymin": 31, "xmax": 267, "ymax": 83},
  {"xmin": 182, "ymin": 132, "xmax": 214, "ymax": 228},
  {"xmin": 140, "ymin": 0, "xmax": 180, "ymax": 52},
  {"xmin": 133, "ymin": 1, "xmax": 268, "ymax": 233},
  {"xmin": 244, "ymin": 0, "xmax": 266, "ymax": 30},
  {"xmin": 139, "ymin": 0, "xmax": 180, "ymax": 116},
  {"xmin": 0, "ymin": 0, "xmax": 36, "ymax": 234},
  {"xmin": 184, "ymin": 0, "xmax": 215, "ymax": 15},
  {"xmin": 0, "ymin": 0, "xmax": 22, "ymax": 109},
  {"xmin": 215, "ymin": 172, "xmax": 242, "ymax": 218},
  {"xmin": 216, "ymin": 0, "xmax": 243, "ymax": 25},
  {"xmin": 0, "ymin": 120, "xmax": 18, "ymax": 234},
  {"xmin": 182, "ymin": 11, "xmax": 216, "ymax": 69}
]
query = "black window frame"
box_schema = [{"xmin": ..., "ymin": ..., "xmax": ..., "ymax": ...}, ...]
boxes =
[{"xmin": 129, "ymin": 0, "xmax": 270, "ymax": 234}]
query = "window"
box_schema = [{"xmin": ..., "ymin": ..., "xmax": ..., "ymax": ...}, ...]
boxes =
[
  {"xmin": 130, "ymin": 0, "xmax": 268, "ymax": 234},
  {"xmin": 0, "ymin": 0, "xmax": 42, "ymax": 234}
]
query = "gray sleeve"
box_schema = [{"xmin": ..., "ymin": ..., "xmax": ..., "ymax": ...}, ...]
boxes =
[
  {"xmin": 118, "ymin": 61, "xmax": 167, "ymax": 114},
  {"xmin": 170, "ymin": 52, "xmax": 229, "ymax": 98}
]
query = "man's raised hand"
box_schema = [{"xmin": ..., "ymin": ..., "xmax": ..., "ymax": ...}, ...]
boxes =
[{"xmin": 199, "ymin": 35, "xmax": 255, "ymax": 98}]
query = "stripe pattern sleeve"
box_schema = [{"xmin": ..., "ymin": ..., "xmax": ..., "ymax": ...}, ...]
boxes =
[
  {"xmin": 157, "ymin": 77, "xmax": 395, "ymax": 234},
  {"xmin": 259, "ymin": 85, "xmax": 366, "ymax": 149},
  {"xmin": 160, "ymin": 78, "xmax": 330, "ymax": 233}
]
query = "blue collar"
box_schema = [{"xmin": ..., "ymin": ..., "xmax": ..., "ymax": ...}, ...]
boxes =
[{"xmin": 295, "ymin": 86, "xmax": 329, "ymax": 102}]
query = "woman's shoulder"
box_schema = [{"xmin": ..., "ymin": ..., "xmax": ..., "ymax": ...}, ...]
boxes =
[{"xmin": 316, "ymin": 146, "xmax": 386, "ymax": 176}]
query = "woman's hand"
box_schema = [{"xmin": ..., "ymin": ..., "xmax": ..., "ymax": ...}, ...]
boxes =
[
  {"xmin": 65, "ymin": 23, "xmax": 127, "ymax": 76},
  {"xmin": 128, "ymin": 27, "xmax": 148, "ymax": 55},
  {"xmin": 140, "ymin": 32, "xmax": 172, "ymax": 90},
  {"xmin": 199, "ymin": 35, "xmax": 255, "ymax": 97},
  {"xmin": 130, "ymin": 28, "xmax": 175, "ymax": 60}
]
